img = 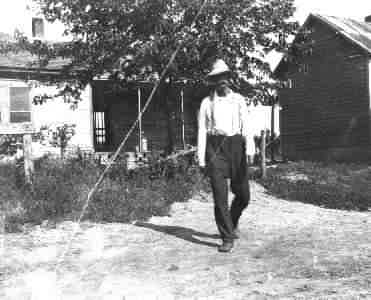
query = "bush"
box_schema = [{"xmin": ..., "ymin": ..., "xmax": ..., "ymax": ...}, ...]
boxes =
[
  {"xmin": 258, "ymin": 161, "xmax": 371, "ymax": 211},
  {"xmin": 0, "ymin": 135, "xmax": 23, "ymax": 156},
  {"xmin": 1, "ymin": 152, "xmax": 209, "ymax": 232},
  {"xmin": 0, "ymin": 162, "xmax": 28, "ymax": 232}
]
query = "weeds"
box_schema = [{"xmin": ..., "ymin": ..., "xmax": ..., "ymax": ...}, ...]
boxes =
[
  {"xmin": 258, "ymin": 161, "xmax": 371, "ymax": 211},
  {"xmin": 1, "ymin": 152, "xmax": 209, "ymax": 232}
]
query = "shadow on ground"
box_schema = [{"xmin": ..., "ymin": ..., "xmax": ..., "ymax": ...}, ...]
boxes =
[{"xmin": 135, "ymin": 222, "xmax": 220, "ymax": 248}]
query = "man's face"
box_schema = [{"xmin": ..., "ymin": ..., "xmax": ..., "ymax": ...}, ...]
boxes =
[{"xmin": 208, "ymin": 73, "xmax": 231, "ymax": 96}]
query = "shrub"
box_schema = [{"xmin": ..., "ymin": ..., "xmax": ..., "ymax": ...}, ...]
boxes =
[
  {"xmin": 23, "ymin": 157, "xmax": 102, "ymax": 222},
  {"xmin": 42, "ymin": 123, "xmax": 76, "ymax": 158},
  {"xmin": 0, "ymin": 135, "xmax": 23, "ymax": 156},
  {"xmin": 0, "ymin": 162, "xmax": 28, "ymax": 232},
  {"xmin": 1, "ymin": 151, "xmax": 209, "ymax": 232},
  {"xmin": 258, "ymin": 161, "xmax": 371, "ymax": 211}
]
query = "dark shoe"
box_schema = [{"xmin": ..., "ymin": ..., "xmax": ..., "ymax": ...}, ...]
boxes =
[{"xmin": 218, "ymin": 240, "xmax": 234, "ymax": 253}]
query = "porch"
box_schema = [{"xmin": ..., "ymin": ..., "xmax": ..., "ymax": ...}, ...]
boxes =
[{"xmin": 91, "ymin": 80, "xmax": 200, "ymax": 155}]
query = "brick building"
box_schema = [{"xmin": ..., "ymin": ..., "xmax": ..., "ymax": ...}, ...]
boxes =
[{"xmin": 275, "ymin": 14, "xmax": 371, "ymax": 162}]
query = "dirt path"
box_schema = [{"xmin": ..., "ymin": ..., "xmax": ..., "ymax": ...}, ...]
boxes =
[{"xmin": 1, "ymin": 182, "xmax": 370, "ymax": 300}]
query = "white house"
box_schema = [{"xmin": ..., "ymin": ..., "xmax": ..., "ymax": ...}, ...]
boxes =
[{"xmin": 0, "ymin": 0, "xmax": 94, "ymax": 154}]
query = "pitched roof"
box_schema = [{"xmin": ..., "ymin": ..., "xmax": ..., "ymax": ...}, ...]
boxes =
[
  {"xmin": 0, "ymin": 51, "xmax": 69, "ymax": 70},
  {"xmin": 274, "ymin": 14, "xmax": 371, "ymax": 76},
  {"xmin": 0, "ymin": 32, "xmax": 70, "ymax": 73},
  {"xmin": 314, "ymin": 14, "xmax": 371, "ymax": 54}
]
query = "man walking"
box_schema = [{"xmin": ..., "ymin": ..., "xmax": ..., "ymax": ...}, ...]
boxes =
[{"xmin": 197, "ymin": 59, "xmax": 254, "ymax": 252}]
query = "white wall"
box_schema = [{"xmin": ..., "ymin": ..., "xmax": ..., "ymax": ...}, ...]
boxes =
[
  {"xmin": 247, "ymin": 104, "xmax": 280, "ymax": 137},
  {"xmin": 31, "ymin": 84, "xmax": 93, "ymax": 149},
  {"xmin": 0, "ymin": 0, "xmax": 68, "ymax": 42},
  {"xmin": 0, "ymin": 78, "xmax": 93, "ymax": 151}
]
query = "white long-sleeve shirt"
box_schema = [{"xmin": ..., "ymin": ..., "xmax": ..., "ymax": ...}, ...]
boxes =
[{"xmin": 197, "ymin": 90, "xmax": 255, "ymax": 167}]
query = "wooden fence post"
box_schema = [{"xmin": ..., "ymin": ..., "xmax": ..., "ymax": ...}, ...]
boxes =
[
  {"xmin": 260, "ymin": 130, "xmax": 266, "ymax": 179},
  {"xmin": 23, "ymin": 133, "xmax": 34, "ymax": 184}
]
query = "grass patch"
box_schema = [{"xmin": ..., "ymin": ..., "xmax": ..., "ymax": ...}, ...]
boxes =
[
  {"xmin": 1, "ymin": 153, "xmax": 209, "ymax": 233},
  {"xmin": 258, "ymin": 161, "xmax": 371, "ymax": 211}
]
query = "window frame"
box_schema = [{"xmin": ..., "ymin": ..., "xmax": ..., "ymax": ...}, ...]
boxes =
[
  {"xmin": 32, "ymin": 17, "xmax": 45, "ymax": 39},
  {"xmin": 302, "ymin": 63, "xmax": 310, "ymax": 74},
  {"xmin": 287, "ymin": 78, "xmax": 294, "ymax": 89},
  {"xmin": 93, "ymin": 111, "xmax": 108, "ymax": 146},
  {"xmin": 9, "ymin": 87, "xmax": 32, "ymax": 123},
  {"xmin": 0, "ymin": 85, "xmax": 32, "ymax": 125}
]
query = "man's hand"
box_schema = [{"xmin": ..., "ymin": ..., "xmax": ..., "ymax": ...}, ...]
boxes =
[
  {"xmin": 195, "ymin": 154, "xmax": 207, "ymax": 176},
  {"xmin": 195, "ymin": 152, "xmax": 205, "ymax": 167},
  {"xmin": 246, "ymin": 154, "xmax": 253, "ymax": 166}
]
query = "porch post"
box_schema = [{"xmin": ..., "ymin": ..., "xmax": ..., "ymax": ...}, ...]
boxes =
[
  {"xmin": 271, "ymin": 102, "xmax": 275, "ymax": 161},
  {"xmin": 260, "ymin": 130, "xmax": 267, "ymax": 179},
  {"xmin": 138, "ymin": 87, "xmax": 142, "ymax": 152},
  {"xmin": 87, "ymin": 84, "xmax": 95, "ymax": 151},
  {"xmin": 181, "ymin": 88, "xmax": 186, "ymax": 149}
]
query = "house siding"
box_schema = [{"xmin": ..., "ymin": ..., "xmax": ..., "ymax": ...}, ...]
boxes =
[
  {"xmin": 0, "ymin": 79, "xmax": 93, "ymax": 156},
  {"xmin": 279, "ymin": 18, "xmax": 371, "ymax": 161},
  {"xmin": 0, "ymin": 0, "xmax": 69, "ymax": 42},
  {"xmin": 32, "ymin": 83, "xmax": 94, "ymax": 151}
]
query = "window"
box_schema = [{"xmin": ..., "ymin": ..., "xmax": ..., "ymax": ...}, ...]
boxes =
[
  {"xmin": 94, "ymin": 111, "xmax": 107, "ymax": 145},
  {"xmin": 32, "ymin": 18, "xmax": 44, "ymax": 38},
  {"xmin": 287, "ymin": 79, "xmax": 294, "ymax": 89},
  {"xmin": 302, "ymin": 63, "xmax": 309, "ymax": 74},
  {"xmin": 9, "ymin": 87, "xmax": 31, "ymax": 123}
]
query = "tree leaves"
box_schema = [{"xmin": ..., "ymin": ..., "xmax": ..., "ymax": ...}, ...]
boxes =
[{"xmin": 3, "ymin": 0, "xmax": 298, "ymax": 104}]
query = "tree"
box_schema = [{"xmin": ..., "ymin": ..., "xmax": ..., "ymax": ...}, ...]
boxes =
[
  {"xmin": 42, "ymin": 123, "xmax": 76, "ymax": 158},
  {"xmin": 1, "ymin": 0, "xmax": 298, "ymax": 153}
]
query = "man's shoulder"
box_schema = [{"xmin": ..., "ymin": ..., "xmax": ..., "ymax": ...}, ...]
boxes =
[
  {"xmin": 200, "ymin": 95, "xmax": 212, "ymax": 106},
  {"xmin": 230, "ymin": 92, "xmax": 246, "ymax": 104},
  {"xmin": 231, "ymin": 91, "xmax": 245, "ymax": 100}
]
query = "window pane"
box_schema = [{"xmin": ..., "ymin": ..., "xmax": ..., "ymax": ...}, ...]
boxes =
[
  {"xmin": 10, "ymin": 87, "xmax": 30, "ymax": 111},
  {"xmin": 32, "ymin": 18, "xmax": 44, "ymax": 38},
  {"xmin": 10, "ymin": 112, "xmax": 31, "ymax": 123}
]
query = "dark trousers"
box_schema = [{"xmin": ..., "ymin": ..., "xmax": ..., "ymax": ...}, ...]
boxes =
[{"xmin": 206, "ymin": 134, "xmax": 250, "ymax": 242}]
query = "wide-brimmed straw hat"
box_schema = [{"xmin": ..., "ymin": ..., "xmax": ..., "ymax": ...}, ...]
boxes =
[{"xmin": 207, "ymin": 59, "xmax": 231, "ymax": 77}]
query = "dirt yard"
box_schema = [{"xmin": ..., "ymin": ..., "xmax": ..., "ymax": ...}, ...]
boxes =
[{"xmin": 1, "ymin": 182, "xmax": 370, "ymax": 299}]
